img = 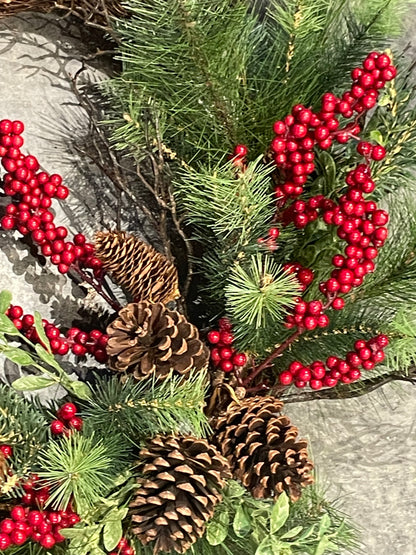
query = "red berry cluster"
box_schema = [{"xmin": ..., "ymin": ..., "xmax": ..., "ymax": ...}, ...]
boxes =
[
  {"xmin": 279, "ymin": 334, "xmax": 389, "ymax": 389},
  {"xmin": 109, "ymin": 537, "xmax": 136, "ymax": 555},
  {"xmin": 5, "ymin": 304, "xmax": 108, "ymax": 363},
  {"xmin": 207, "ymin": 318, "xmax": 247, "ymax": 373},
  {"xmin": 0, "ymin": 120, "xmax": 103, "ymax": 277},
  {"xmin": 283, "ymin": 136, "xmax": 389, "ymax": 330},
  {"xmin": 65, "ymin": 326, "xmax": 109, "ymax": 362},
  {"xmin": 285, "ymin": 298, "xmax": 329, "ymax": 331},
  {"xmin": 0, "ymin": 476, "xmax": 80, "ymax": 550},
  {"xmin": 271, "ymin": 52, "xmax": 396, "ymax": 208},
  {"xmin": 50, "ymin": 402, "xmax": 83, "ymax": 435}
]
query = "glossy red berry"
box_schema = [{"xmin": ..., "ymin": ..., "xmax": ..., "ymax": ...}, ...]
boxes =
[
  {"xmin": 371, "ymin": 145, "xmax": 386, "ymax": 161},
  {"xmin": 50, "ymin": 420, "xmax": 65, "ymax": 435},
  {"xmin": 11, "ymin": 506, "xmax": 26, "ymax": 522},
  {"xmin": 207, "ymin": 331, "xmax": 220, "ymax": 344},
  {"xmin": 58, "ymin": 403, "xmax": 77, "ymax": 421},
  {"xmin": 279, "ymin": 371, "xmax": 293, "ymax": 385}
]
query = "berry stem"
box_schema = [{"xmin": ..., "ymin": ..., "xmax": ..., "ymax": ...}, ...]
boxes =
[
  {"xmin": 243, "ymin": 329, "xmax": 302, "ymax": 386},
  {"xmin": 71, "ymin": 265, "xmax": 122, "ymax": 312}
]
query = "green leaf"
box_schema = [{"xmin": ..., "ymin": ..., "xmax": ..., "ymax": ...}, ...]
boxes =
[
  {"xmin": 0, "ymin": 313, "xmax": 20, "ymax": 335},
  {"xmin": 281, "ymin": 526, "xmax": 303, "ymax": 539},
  {"xmin": 2, "ymin": 346, "xmax": 35, "ymax": 366},
  {"xmin": 233, "ymin": 504, "xmax": 252, "ymax": 537},
  {"xmin": 103, "ymin": 518, "xmax": 123, "ymax": 551},
  {"xmin": 314, "ymin": 535, "xmax": 330, "ymax": 555},
  {"xmin": 369, "ymin": 130, "xmax": 384, "ymax": 146},
  {"xmin": 255, "ymin": 536, "xmax": 289, "ymax": 555},
  {"xmin": 0, "ymin": 291, "xmax": 12, "ymax": 314},
  {"xmin": 318, "ymin": 514, "xmax": 331, "ymax": 538},
  {"xmin": 12, "ymin": 375, "xmax": 57, "ymax": 392},
  {"xmin": 270, "ymin": 492, "xmax": 289, "ymax": 534},
  {"xmin": 35, "ymin": 344, "xmax": 62, "ymax": 370},
  {"xmin": 297, "ymin": 524, "xmax": 316, "ymax": 541},
  {"xmin": 320, "ymin": 151, "xmax": 336, "ymax": 187},
  {"xmin": 34, "ymin": 311, "xmax": 51, "ymax": 353},
  {"xmin": 67, "ymin": 380, "xmax": 92, "ymax": 400},
  {"xmin": 206, "ymin": 506, "xmax": 230, "ymax": 546}
]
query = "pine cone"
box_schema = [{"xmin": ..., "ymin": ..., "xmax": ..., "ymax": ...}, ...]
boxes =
[
  {"xmin": 130, "ymin": 435, "xmax": 231, "ymax": 554},
  {"xmin": 95, "ymin": 231, "xmax": 180, "ymax": 305},
  {"xmin": 212, "ymin": 396, "xmax": 314, "ymax": 501},
  {"xmin": 107, "ymin": 302, "xmax": 209, "ymax": 381}
]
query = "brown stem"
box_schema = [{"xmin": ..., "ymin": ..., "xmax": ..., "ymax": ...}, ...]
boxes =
[
  {"xmin": 71, "ymin": 265, "xmax": 122, "ymax": 312},
  {"xmin": 243, "ymin": 329, "xmax": 302, "ymax": 387}
]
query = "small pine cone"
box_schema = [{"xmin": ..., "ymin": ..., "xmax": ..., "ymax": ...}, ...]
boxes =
[
  {"xmin": 130, "ymin": 435, "xmax": 231, "ymax": 554},
  {"xmin": 212, "ymin": 396, "xmax": 314, "ymax": 501},
  {"xmin": 95, "ymin": 231, "xmax": 180, "ymax": 305},
  {"xmin": 107, "ymin": 302, "xmax": 209, "ymax": 381}
]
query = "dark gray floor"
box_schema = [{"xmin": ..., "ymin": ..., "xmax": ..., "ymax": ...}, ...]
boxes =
[{"xmin": 0, "ymin": 11, "xmax": 415, "ymax": 555}]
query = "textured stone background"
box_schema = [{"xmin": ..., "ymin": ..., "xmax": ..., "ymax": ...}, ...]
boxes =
[{"xmin": 0, "ymin": 10, "xmax": 415, "ymax": 555}]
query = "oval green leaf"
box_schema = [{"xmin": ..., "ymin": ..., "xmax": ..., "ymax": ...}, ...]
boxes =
[
  {"xmin": 12, "ymin": 375, "xmax": 57, "ymax": 391},
  {"xmin": 0, "ymin": 291, "xmax": 12, "ymax": 314},
  {"xmin": 2, "ymin": 347, "xmax": 35, "ymax": 366},
  {"xmin": 0, "ymin": 313, "xmax": 20, "ymax": 335},
  {"xmin": 67, "ymin": 380, "xmax": 92, "ymax": 400},
  {"xmin": 270, "ymin": 492, "xmax": 289, "ymax": 534},
  {"xmin": 103, "ymin": 518, "xmax": 123, "ymax": 551},
  {"xmin": 206, "ymin": 507, "xmax": 229, "ymax": 546},
  {"xmin": 233, "ymin": 504, "xmax": 252, "ymax": 537}
]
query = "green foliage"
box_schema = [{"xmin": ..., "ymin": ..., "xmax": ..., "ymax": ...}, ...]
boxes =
[
  {"xmin": 82, "ymin": 370, "xmax": 210, "ymax": 440},
  {"xmin": 0, "ymin": 385, "xmax": 47, "ymax": 491},
  {"xmin": 38, "ymin": 433, "xmax": 130, "ymax": 517},
  {"xmin": 193, "ymin": 480, "xmax": 359, "ymax": 555},
  {"xmin": 60, "ymin": 476, "xmax": 134, "ymax": 555},
  {"xmin": 0, "ymin": 292, "xmax": 91, "ymax": 400},
  {"xmin": 384, "ymin": 310, "xmax": 416, "ymax": 373},
  {"xmin": 225, "ymin": 253, "xmax": 300, "ymax": 354},
  {"xmin": 108, "ymin": 0, "xmax": 413, "ymax": 163}
]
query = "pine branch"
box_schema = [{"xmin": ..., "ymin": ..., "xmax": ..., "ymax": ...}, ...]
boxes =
[
  {"xmin": 0, "ymin": 385, "xmax": 47, "ymax": 490},
  {"xmin": 82, "ymin": 371, "xmax": 210, "ymax": 439}
]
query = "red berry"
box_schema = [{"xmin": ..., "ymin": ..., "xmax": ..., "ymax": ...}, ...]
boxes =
[
  {"xmin": 0, "ymin": 533, "xmax": 11, "ymax": 550},
  {"xmin": 297, "ymin": 367, "xmax": 311, "ymax": 381},
  {"xmin": 68, "ymin": 417, "xmax": 83, "ymax": 431},
  {"xmin": 376, "ymin": 334, "xmax": 389, "ymax": 348},
  {"xmin": 50, "ymin": 420, "xmax": 65, "ymax": 435},
  {"xmin": 220, "ymin": 331, "xmax": 234, "ymax": 345},
  {"xmin": 219, "ymin": 347, "xmax": 233, "ymax": 360},
  {"xmin": 273, "ymin": 121, "xmax": 286, "ymax": 135},
  {"xmin": 371, "ymin": 145, "xmax": 386, "ymax": 161},
  {"xmin": 289, "ymin": 361, "xmax": 303, "ymax": 374},
  {"xmin": 56, "ymin": 185, "xmax": 69, "ymax": 199},
  {"xmin": 58, "ymin": 403, "xmax": 77, "ymax": 421},
  {"xmin": 220, "ymin": 360, "xmax": 234, "ymax": 373},
  {"xmin": 294, "ymin": 380, "xmax": 306, "ymax": 389},
  {"xmin": 0, "ymin": 445, "xmax": 13, "ymax": 458},
  {"xmin": 303, "ymin": 316, "xmax": 317, "ymax": 330},
  {"xmin": 232, "ymin": 353, "xmax": 247, "ymax": 367},
  {"xmin": 332, "ymin": 297, "xmax": 345, "ymax": 310},
  {"xmin": 207, "ymin": 330, "xmax": 220, "ymax": 344},
  {"xmin": 0, "ymin": 519, "xmax": 15, "ymax": 534},
  {"xmin": 11, "ymin": 506, "xmax": 26, "ymax": 522},
  {"xmin": 1, "ymin": 215, "xmax": 16, "ymax": 230},
  {"xmin": 279, "ymin": 371, "xmax": 293, "ymax": 386},
  {"xmin": 323, "ymin": 376, "xmax": 338, "ymax": 388},
  {"xmin": 40, "ymin": 533, "xmax": 56, "ymax": 549},
  {"xmin": 310, "ymin": 379, "xmax": 323, "ymax": 390},
  {"xmin": 27, "ymin": 511, "xmax": 43, "ymax": 526}
]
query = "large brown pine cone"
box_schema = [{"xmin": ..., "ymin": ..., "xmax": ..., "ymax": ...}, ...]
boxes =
[
  {"xmin": 95, "ymin": 231, "xmax": 180, "ymax": 305},
  {"xmin": 106, "ymin": 302, "xmax": 209, "ymax": 381},
  {"xmin": 130, "ymin": 435, "xmax": 231, "ymax": 554},
  {"xmin": 212, "ymin": 396, "xmax": 314, "ymax": 501}
]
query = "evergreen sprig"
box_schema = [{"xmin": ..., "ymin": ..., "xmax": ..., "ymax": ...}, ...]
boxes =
[
  {"xmin": 82, "ymin": 370, "xmax": 209, "ymax": 440},
  {"xmin": 38, "ymin": 433, "xmax": 130, "ymax": 516},
  {"xmin": 226, "ymin": 253, "xmax": 300, "ymax": 354},
  {"xmin": 0, "ymin": 385, "xmax": 47, "ymax": 492}
]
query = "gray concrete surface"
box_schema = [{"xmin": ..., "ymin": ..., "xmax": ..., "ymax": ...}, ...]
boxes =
[{"xmin": 0, "ymin": 11, "xmax": 415, "ymax": 555}]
